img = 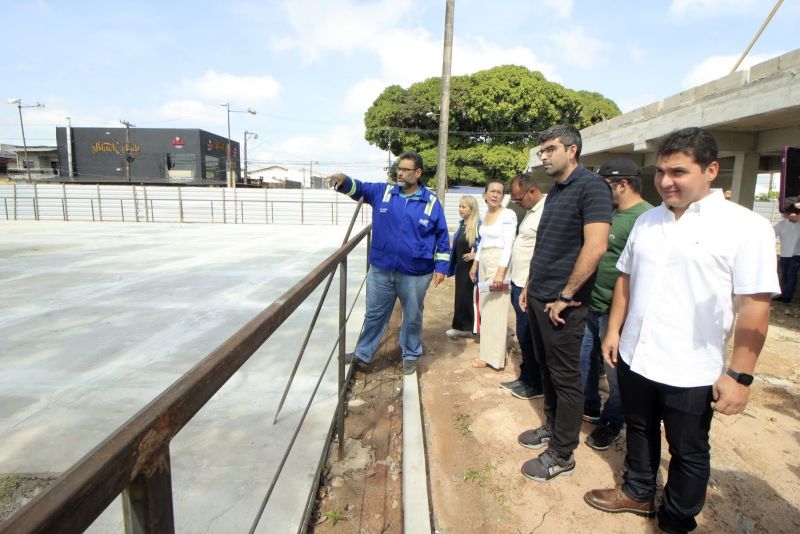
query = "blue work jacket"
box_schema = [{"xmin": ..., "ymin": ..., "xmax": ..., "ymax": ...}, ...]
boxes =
[{"xmin": 337, "ymin": 177, "xmax": 451, "ymax": 275}]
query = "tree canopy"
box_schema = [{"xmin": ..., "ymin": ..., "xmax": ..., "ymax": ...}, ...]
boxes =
[{"xmin": 364, "ymin": 65, "xmax": 620, "ymax": 185}]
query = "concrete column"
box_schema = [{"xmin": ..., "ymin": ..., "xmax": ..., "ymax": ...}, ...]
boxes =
[{"xmin": 730, "ymin": 152, "xmax": 760, "ymax": 208}]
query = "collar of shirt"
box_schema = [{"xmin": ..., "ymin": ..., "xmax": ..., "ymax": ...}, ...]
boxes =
[
  {"xmin": 661, "ymin": 189, "xmax": 724, "ymax": 221},
  {"xmin": 397, "ymin": 185, "xmax": 424, "ymax": 201},
  {"xmin": 528, "ymin": 194, "xmax": 547, "ymax": 214},
  {"xmin": 555, "ymin": 164, "xmax": 585, "ymax": 189}
]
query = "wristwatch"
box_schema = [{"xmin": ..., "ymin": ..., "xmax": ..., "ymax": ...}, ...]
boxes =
[
  {"xmin": 726, "ymin": 368, "xmax": 754, "ymax": 386},
  {"xmin": 557, "ymin": 290, "xmax": 573, "ymax": 303}
]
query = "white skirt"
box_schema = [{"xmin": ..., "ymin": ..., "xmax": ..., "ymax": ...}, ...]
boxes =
[{"xmin": 477, "ymin": 247, "xmax": 509, "ymax": 369}]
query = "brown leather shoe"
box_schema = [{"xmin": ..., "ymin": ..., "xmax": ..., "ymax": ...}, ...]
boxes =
[{"xmin": 584, "ymin": 488, "xmax": 656, "ymax": 517}]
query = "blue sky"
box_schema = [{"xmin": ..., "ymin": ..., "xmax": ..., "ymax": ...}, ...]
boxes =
[{"xmin": 1, "ymin": 0, "xmax": 796, "ymax": 180}]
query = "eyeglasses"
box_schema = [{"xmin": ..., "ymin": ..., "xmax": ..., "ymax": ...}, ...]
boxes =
[
  {"xmin": 535, "ymin": 143, "xmax": 564, "ymax": 159},
  {"xmin": 397, "ymin": 167, "xmax": 418, "ymax": 174},
  {"xmin": 510, "ymin": 187, "xmax": 533, "ymax": 204}
]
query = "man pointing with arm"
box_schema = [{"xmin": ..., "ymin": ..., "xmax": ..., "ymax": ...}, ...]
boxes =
[{"xmin": 328, "ymin": 151, "xmax": 450, "ymax": 375}]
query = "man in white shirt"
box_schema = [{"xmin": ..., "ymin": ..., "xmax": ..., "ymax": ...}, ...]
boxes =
[
  {"xmin": 501, "ymin": 172, "xmax": 546, "ymax": 399},
  {"xmin": 774, "ymin": 211, "xmax": 800, "ymax": 303},
  {"xmin": 584, "ymin": 128, "xmax": 780, "ymax": 533}
]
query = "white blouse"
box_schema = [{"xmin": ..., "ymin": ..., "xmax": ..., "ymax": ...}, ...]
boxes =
[{"xmin": 476, "ymin": 207, "xmax": 517, "ymax": 267}]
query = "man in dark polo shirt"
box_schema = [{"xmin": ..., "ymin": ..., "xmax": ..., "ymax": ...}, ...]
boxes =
[{"xmin": 518, "ymin": 124, "xmax": 612, "ymax": 482}]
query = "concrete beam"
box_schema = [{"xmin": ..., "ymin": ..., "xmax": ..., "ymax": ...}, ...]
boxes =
[
  {"xmin": 712, "ymin": 131, "xmax": 757, "ymax": 152},
  {"xmin": 730, "ymin": 152, "xmax": 760, "ymax": 208},
  {"xmin": 757, "ymin": 125, "xmax": 800, "ymax": 153}
]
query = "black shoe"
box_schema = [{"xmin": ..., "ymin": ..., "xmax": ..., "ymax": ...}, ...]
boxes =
[
  {"xmin": 402, "ymin": 359, "xmax": 417, "ymax": 375},
  {"xmin": 500, "ymin": 378, "xmax": 525, "ymax": 390},
  {"xmin": 345, "ymin": 352, "xmax": 371, "ymax": 369},
  {"xmin": 511, "ymin": 384, "xmax": 544, "ymax": 400},
  {"xmin": 582, "ymin": 407, "xmax": 601, "ymax": 424},
  {"xmin": 518, "ymin": 425, "xmax": 552, "ymax": 450},
  {"xmin": 586, "ymin": 423, "xmax": 621, "ymax": 450},
  {"xmin": 521, "ymin": 448, "xmax": 575, "ymax": 482}
]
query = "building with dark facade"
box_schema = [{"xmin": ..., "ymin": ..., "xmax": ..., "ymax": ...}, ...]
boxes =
[{"xmin": 55, "ymin": 127, "xmax": 240, "ymax": 185}]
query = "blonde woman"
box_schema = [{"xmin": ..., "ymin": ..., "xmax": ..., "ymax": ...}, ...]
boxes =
[
  {"xmin": 469, "ymin": 179, "xmax": 516, "ymax": 369},
  {"xmin": 446, "ymin": 195, "xmax": 481, "ymax": 338}
]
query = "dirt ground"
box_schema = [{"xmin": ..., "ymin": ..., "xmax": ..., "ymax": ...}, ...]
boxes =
[{"xmin": 316, "ymin": 278, "xmax": 800, "ymax": 534}]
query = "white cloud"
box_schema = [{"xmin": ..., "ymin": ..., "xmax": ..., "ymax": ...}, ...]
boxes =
[
  {"xmin": 274, "ymin": 0, "xmax": 413, "ymax": 61},
  {"xmin": 343, "ymin": 31, "xmax": 561, "ymax": 117},
  {"xmin": 617, "ymin": 93, "xmax": 659, "ymax": 113},
  {"xmin": 541, "ymin": 0, "xmax": 573, "ymax": 18},
  {"xmin": 681, "ymin": 52, "xmax": 781, "ymax": 88},
  {"xmin": 670, "ymin": 0, "xmax": 759, "ymax": 16},
  {"xmin": 158, "ymin": 99, "xmax": 227, "ymax": 126},
  {"xmin": 555, "ymin": 26, "xmax": 611, "ymax": 69},
  {"xmin": 170, "ymin": 70, "xmax": 281, "ymax": 107}
]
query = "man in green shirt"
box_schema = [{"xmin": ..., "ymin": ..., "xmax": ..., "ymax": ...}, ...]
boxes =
[{"xmin": 580, "ymin": 159, "xmax": 653, "ymax": 449}]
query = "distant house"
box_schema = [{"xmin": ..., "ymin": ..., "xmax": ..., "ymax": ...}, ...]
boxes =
[
  {"xmin": 0, "ymin": 144, "xmax": 59, "ymax": 179},
  {"xmin": 248, "ymin": 165, "xmax": 289, "ymax": 188}
]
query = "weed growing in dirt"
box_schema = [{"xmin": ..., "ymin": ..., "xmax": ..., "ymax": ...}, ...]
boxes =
[
  {"xmin": 461, "ymin": 463, "xmax": 513, "ymax": 510},
  {"xmin": 0, "ymin": 475, "xmax": 19, "ymax": 502},
  {"xmin": 323, "ymin": 508, "xmax": 346, "ymax": 526},
  {"xmin": 452, "ymin": 412, "xmax": 473, "ymax": 435}
]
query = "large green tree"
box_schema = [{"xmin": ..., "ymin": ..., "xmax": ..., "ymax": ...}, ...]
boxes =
[{"xmin": 364, "ymin": 65, "xmax": 620, "ymax": 185}]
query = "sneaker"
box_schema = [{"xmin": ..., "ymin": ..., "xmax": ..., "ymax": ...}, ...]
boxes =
[
  {"xmin": 446, "ymin": 328, "xmax": 473, "ymax": 338},
  {"xmin": 521, "ymin": 448, "xmax": 575, "ymax": 482},
  {"xmin": 511, "ymin": 384, "xmax": 544, "ymax": 400},
  {"xmin": 585, "ymin": 423, "xmax": 621, "ymax": 450},
  {"xmin": 345, "ymin": 352, "xmax": 371, "ymax": 369},
  {"xmin": 402, "ymin": 359, "xmax": 417, "ymax": 375},
  {"xmin": 582, "ymin": 408, "xmax": 601, "ymax": 424},
  {"xmin": 500, "ymin": 378, "xmax": 525, "ymax": 390},
  {"xmin": 518, "ymin": 425, "xmax": 552, "ymax": 449}
]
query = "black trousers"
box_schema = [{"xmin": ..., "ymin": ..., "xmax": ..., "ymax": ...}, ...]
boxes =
[
  {"xmin": 618, "ymin": 359, "xmax": 714, "ymax": 533},
  {"xmin": 526, "ymin": 297, "xmax": 586, "ymax": 456}
]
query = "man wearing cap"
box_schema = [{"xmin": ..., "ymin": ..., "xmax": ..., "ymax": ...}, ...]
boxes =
[
  {"xmin": 580, "ymin": 159, "xmax": 653, "ymax": 450},
  {"xmin": 585, "ymin": 128, "xmax": 779, "ymax": 533},
  {"xmin": 517, "ymin": 124, "xmax": 612, "ymax": 482}
]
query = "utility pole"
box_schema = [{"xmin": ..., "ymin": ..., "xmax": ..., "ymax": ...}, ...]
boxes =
[
  {"xmin": 244, "ymin": 130, "xmax": 258, "ymax": 183},
  {"xmin": 435, "ymin": 0, "xmax": 455, "ymax": 203},
  {"xmin": 7, "ymin": 98, "xmax": 45, "ymax": 183},
  {"xmin": 120, "ymin": 119, "xmax": 135, "ymax": 181}
]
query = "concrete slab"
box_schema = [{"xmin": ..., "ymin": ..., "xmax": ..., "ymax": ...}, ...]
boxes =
[{"xmin": 0, "ymin": 221, "xmax": 368, "ymax": 532}]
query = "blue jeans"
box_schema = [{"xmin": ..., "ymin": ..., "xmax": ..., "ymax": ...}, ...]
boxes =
[
  {"xmin": 579, "ymin": 311, "xmax": 624, "ymax": 430},
  {"xmin": 511, "ymin": 283, "xmax": 542, "ymax": 389},
  {"xmin": 354, "ymin": 267, "xmax": 432, "ymax": 363}
]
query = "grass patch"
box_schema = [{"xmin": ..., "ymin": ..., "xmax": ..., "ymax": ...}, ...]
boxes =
[
  {"xmin": 461, "ymin": 463, "xmax": 514, "ymax": 510},
  {"xmin": 323, "ymin": 508, "xmax": 346, "ymax": 526},
  {"xmin": 0, "ymin": 474, "xmax": 19, "ymax": 502},
  {"xmin": 452, "ymin": 412, "xmax": 473, "ymax": 435}
]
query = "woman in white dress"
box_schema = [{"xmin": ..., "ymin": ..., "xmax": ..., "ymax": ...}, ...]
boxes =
[{"xmin": 469, "ymin": 178, "xmax": 517, "ymax": 369}]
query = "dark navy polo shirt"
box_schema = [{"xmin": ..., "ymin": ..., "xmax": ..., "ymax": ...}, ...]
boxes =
[{"xmin": 528, "ymin": 164, "xmax": 612, "ymax": 302}]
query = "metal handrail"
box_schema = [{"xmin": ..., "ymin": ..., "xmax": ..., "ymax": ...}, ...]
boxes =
[{"xmin": 0, "ymin": 224, "xmax": 372, "ymax": 533}]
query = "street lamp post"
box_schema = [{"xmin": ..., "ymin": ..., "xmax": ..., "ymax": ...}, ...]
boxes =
[
  {"xmin": 244, "ymin": 130, "xmax": 258, "ymax": 183},
  {"xmin": 7, "ymin": 98, "xmax": 45, "ymax": 183},
  {"xmin": 309, "ymin": 160, "xmax": 319, "ymax": 188},
  {"xmin": 220, "ymin": 103, "xmax": 256, "ymax": 188}
]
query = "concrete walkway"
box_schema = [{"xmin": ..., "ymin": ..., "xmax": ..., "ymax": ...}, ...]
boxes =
[{"xmin": 0, "ymin": 221, "xmax": 368, "ymax": 532}]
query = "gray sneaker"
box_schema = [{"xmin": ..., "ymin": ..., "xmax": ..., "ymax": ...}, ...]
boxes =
[
  {"xmin": 521, "ymin": 448, "xmax": 575, "ymax": 482},
  {"xmin": 518, "ymin": 425, "xmax": 552, "ymax": 449},
  {"xmin": 402, "ymin": 359, "xmax": 417, "ymax": 375}
]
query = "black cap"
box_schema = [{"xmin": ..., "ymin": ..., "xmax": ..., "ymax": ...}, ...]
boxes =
[{"xmin": 598, "ymin": 159, "xmax": 640, "ymax": 178}]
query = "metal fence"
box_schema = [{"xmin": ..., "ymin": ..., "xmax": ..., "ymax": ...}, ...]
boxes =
[{"xmin": 0, "ymin": 184, "xmax": 374, "ymax": 226}]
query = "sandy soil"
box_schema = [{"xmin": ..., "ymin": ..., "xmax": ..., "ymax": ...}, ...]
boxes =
[{"xmin": 420, "ymin": 282, "xmax": 800, "ymax": 534}]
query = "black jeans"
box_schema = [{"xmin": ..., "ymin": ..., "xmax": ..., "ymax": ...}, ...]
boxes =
[
  {"xmin": 618, "ymin": 359, "xmax": 714, "ymax": 533},
  {"xmin": 526, "ymin": 296, "xmax": 586, "ymax": 456}
]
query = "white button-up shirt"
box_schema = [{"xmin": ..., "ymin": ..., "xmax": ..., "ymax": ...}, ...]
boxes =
[
  {"xmin": 617, "ymin": 190, "xmax": 780, "ymax": 387},
  {"xmin": 510, "ymin": 195, "xmax": 546, "ymax": 287}
]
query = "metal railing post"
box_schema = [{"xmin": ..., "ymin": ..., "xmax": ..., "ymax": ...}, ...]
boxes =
[
  {"xmin": 132, "ymin": 185, "xmax": 140, "ymax": 222},
  {"xmin": 337, "ymin": 256, "xmax": 347, "ymax": 460},
  {"xmin": 121, "ymin": 199, "xmax": 125, "ymax": 222},
  {"xmin": 97, "ymin": 184, "xmax": 103, "ymax": 221},
  {"xmin": 222, "ymin": 189, "xmax": 227, "ymax": 224},
  {"xmin": 122, "ymin": 446, "xmax": 175, "ymax": 534},
  {"xmin": 62, "ymin": 183, "xmax": 69, "ymax": 221},
  {"xmin": 4, "ymin": 198, "xmax": 8, "ymax": 220},
  {"xmin": 178, "ymin": 187, "xmax": 184, "ymax": 223},
  {"xmin": 143, "ymin": 186, "xmax": 150, "ymax": 222},
  {"xmin": 13, "ymin": 183, "xmax": 17, "ymax": 220},
  {"xmin": 33, "ymin": 183, "xmax": 39, "ymax": 220},
  {"xmin": 91, "ymin": 199, "xmax": 95, "ymax": 222}
]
